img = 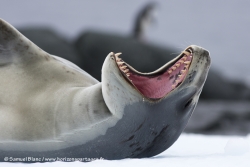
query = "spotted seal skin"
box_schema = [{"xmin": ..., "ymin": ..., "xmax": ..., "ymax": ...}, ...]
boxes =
[{"xmin": 0, "ymin": 18, "xmax": 211, "ymax": 162}]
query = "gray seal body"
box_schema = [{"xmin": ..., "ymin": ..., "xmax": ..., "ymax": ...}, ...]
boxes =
[{"xmin": 0, "ymin": 18, "xmax": 211, "ymax": 162}]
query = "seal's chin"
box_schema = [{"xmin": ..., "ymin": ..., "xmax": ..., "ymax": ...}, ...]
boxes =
[{"xmin": 114, "ymin": 48, "xmax": 193, "ymax": 100}]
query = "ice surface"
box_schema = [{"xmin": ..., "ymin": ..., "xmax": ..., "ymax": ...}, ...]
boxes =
[
  {"xmin": 224, "ymin": 138, "xmax": 249, "ymax": 155},
  {"xmin": 2, "ymin": 134, "xmax": 250, "ymax": 167}
]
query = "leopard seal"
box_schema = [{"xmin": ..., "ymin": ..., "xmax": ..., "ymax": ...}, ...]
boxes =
[{"xmin": 0, "ymin": 18, "xmax": 211, "ymax": 162}]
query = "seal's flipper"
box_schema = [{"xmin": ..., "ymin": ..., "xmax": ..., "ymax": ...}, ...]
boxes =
[
  {"xmin": 0, "ymin": 19, "xmax": 23, "ymax": 66},
  {"xmin": 0, "ymin": 18, "xmax": 97, "ymax": 84},
  {"xmin": 0, "ymin": 19, "xmax": 100, "ymax": 141},
  {"xmin": 0, "ymin": 19, "xmax": 52, "ymax": 66},
  {"xmin": 0, "ymin": 19, "xmax": 47, "ymax": 67}
]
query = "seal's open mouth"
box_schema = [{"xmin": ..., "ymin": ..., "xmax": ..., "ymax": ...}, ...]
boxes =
[{"xmin": 114, "ymin": 48, "xmax": 193, "ymax": 99}]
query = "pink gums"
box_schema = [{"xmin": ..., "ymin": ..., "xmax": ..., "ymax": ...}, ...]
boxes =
[{"xmin": 127, "ymin": 54, "xmax": 192, "ymax": 99}]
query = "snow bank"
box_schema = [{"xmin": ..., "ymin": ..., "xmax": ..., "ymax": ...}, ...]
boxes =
[{"xmin": 2, "ymin": 134, "xmax": 250, "ymax": 167}]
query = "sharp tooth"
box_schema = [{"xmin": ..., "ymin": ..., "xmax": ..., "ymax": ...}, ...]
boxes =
[
  {"xmin": 178, "ymin": 74, "xmax": 182, "ymax": 78},
  {"xmin": 176, "ymin": 63, "xmax": 180, "ymax": 67},
  {"xmin": 179, "ymin": 60, "xmax": 184, "ymax": 64},
  {"xmin": 168, "ymin": 70, "xmax": 172, "ymax": 74},
  {"xmin": 115, "ymin": 52, "xmax": 122, "ymax": 57},
  {"xmin": 116, "ymin": 58, "xmax": 122, "ymax": 61},
  {"xmin": 172, "ymin": 66, "xmax": 176, "ymax": 70},
  {"xmin": 175, "ymin": 79, "xmax": 180, "ymax": 83},
  {"xmin": 181, "ymin": 70, "xmax": 186, "ymax": 73},
  {"xmin": 172, "ymin": 85, "xmax": 175, "ymax": 89},
  {"xmin": 183, "ymin": 56, "xmax": 187, "ymax": 61},
  {"xmin": 120, "ymin": 65, "xmax": 127, "ymax": 69},
  {"xmin": 124, "ymin": 69, "xmax": 129, "ymax": 73},
  {"xmin": 117, "ymin": 62, "xmax": 124, "ymax": 65},
  {"xmin": 126, "ymin": 73, "xmax": 130, "ymax": 77},
  {"xmin": 184, "ymin": 61, "xmax": 191, "ymax": 65}
]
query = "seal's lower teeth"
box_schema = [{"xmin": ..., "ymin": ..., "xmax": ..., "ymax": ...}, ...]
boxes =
[
  {"xmin": 120, "ymin": 66, "xmax": 127, "ymax": 70},
  {"xmin": 115, "ymin": 52, "xmax": 122, "ymax": 57},
  {"xmin": 124, "ymin": 69, "xmax": 129, "ymax": 73},
  {"xmin": 117, "ymin": 62, "xmax": 124, "ymax": 65}
]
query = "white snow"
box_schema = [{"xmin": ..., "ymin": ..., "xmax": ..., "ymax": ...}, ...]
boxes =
[{"xmin": 2, "ymin": 134, "xmax": 250, "ymax": 167}]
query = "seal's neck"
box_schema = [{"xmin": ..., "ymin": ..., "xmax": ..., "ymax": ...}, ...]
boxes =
[{"xmin": 54, "ymin": 83, "xmax": 112, "ymax": 135}]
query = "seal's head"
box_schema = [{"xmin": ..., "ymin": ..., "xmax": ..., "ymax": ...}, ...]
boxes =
[
  {"xmin": 102, "ymin": 45, "xmax": 211, "ymax": 157},
  {"xmin": 102, "ymin": 45, "xmax": 210, "ymax": 110}
]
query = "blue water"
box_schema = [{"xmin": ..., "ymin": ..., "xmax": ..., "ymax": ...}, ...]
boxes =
[{"xmin": 0, "ymin": 0, "xmax": 249, "ymax": 84}]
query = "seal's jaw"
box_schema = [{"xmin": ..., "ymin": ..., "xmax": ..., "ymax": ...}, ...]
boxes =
[{"xmin": 113, "ymin": 48, "xmax": 193, "ymax": 100}]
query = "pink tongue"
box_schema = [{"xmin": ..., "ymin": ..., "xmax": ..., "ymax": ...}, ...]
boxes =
[{"xmin": 128, "ymin": 54, "xmax": 192, "ymax": 99}]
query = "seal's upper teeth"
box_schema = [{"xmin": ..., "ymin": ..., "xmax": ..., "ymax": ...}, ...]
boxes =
[
  {"xmin": 184, "ymin": 61, "xmax": 190, "ymax": 65},
  {"xmin": 176, "ymin": 63, "xmax": 180, "ymax": 67},
  {"xmin": 172, "ymin": 66, "xmax": 176, "ymax": 70},
  {"xmin": 126, "ymin": 73, "xmax": 130, "ymax": 77},
  {"xmin": 168, "ymin": 70, "xmax": 172, "ymax": 74},
  {"xmin": 181, "ymin": 70, "xmax": 186, "ymax": 73},
  {"xmin": 179, "ymin": 60, "xmax": 184, "ymax": 64},
  {"xmin": 178, "ymin": 74, "xmax": 182, "ymax": 78}
]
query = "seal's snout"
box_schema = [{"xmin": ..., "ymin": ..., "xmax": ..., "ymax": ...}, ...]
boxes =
[
  {"xmin": 188, "ymin": 45, "xmax": 211, "ymax": 69},
  {"xmin": 202, "ymin": 49, "xmax": 209, "ymax": 56},
  {"xmin": 189, "ymin": 45, "xmax": 210, "ymax": 58}
]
